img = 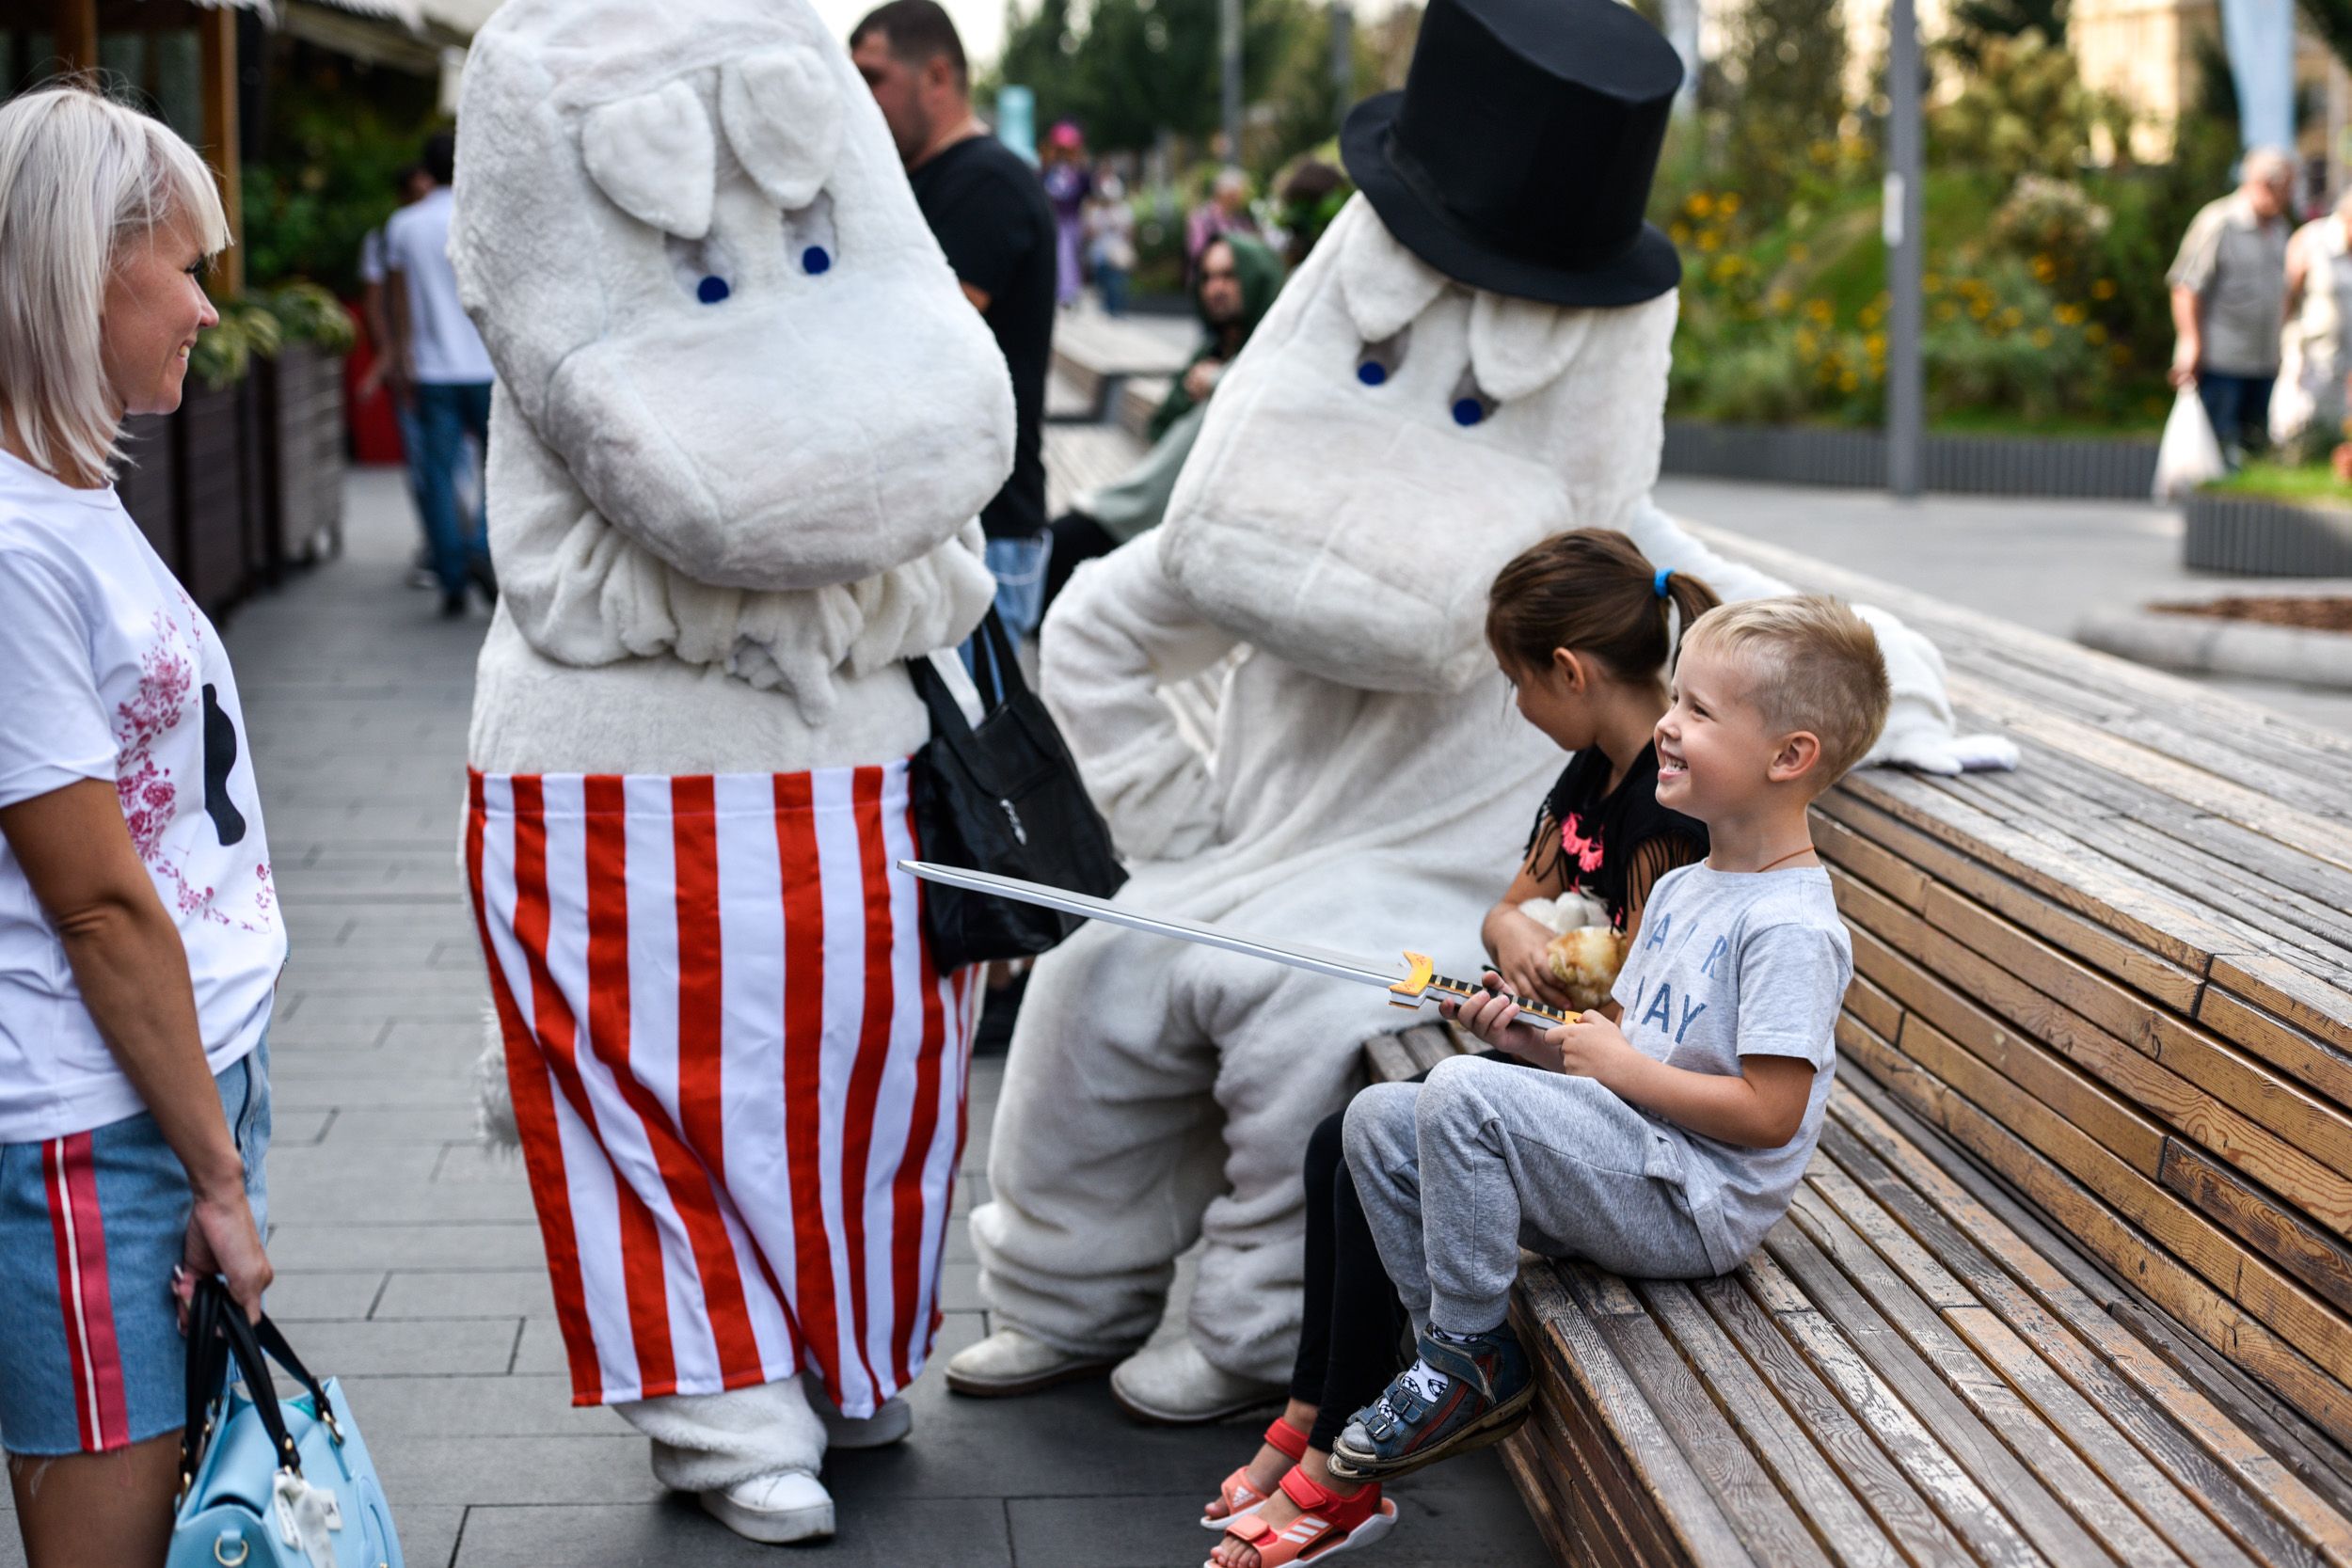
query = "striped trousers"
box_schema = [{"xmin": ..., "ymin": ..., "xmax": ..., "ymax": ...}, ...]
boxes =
[{"xmin": 466, "ymin": 760, "xmax": 976, "ymax": 1418}]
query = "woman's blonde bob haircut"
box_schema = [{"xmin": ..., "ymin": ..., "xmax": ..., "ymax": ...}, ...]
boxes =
[{"xmin": 0, "ymin": 82, "xmax": 230, "ymax": 485}]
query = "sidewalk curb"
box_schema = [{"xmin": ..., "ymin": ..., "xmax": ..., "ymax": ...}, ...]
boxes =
[{"xmin": 2075, "ymin": 607, "xmax": 2352, "ymax": 689}]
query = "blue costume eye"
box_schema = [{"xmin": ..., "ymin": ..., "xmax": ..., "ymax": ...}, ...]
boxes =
[
  {"xmin": 1452, "ymin": 396, "xmax": 1486, "ymax": 426},
  {"xmin": 1357, "ymin": 361, "xmax": 1387, "ymax": 387},
  {"xmin": 1356, "ymin": 327, "xmax": 1407, "ymax": 388},
  {"xmin": 696, "ymin": 275, "xmax": 730, "ymax": 305},
  {"xmin": 802, "ymin": 245, "xmax": 831, "ymax": 276}
]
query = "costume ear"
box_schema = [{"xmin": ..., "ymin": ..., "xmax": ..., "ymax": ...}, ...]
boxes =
[
  {"xmin": 1337, "ymin": 210, "xmax": 1448, "ymax": 342},
  {"xmin": 720, "ymin": 48, "xmax": 843, "ymax": 211},
  {"xmin": 580, "ymin": 80, "xmax": 715, "ymax": 239},
  {"xmin": 1467, "ymin": 292, "xmax": 1594, "ymax": 403}
]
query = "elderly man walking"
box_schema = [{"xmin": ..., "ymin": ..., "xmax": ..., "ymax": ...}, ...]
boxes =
[{"xmin": 2169, "ymin": 148, "xmax": 2295, "ymax": 466}]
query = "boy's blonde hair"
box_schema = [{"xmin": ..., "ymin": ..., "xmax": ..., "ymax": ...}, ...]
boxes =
[
  {"xmin": 1682, "ymin": 594, "xmax": 1890, "ymax": 786},
  {"xmin": 0, "ymin": 83, "xmax": 230, "ymax": 484}
]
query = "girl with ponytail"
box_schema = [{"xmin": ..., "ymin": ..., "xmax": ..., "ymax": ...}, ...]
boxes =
[{"xmin": 1200, "ymin": 529, "xmax": 1716, "ymax": 1568}]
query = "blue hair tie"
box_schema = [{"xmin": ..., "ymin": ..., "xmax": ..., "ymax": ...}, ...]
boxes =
[{"xmin": 1654, "ymin": 567, "xmax": 1673, "ymax": 598}]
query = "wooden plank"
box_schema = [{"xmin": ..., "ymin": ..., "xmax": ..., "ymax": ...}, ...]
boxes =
[
  {"xmin": 2203, "ymin": 960, "xmax": 2352, "ymax": 1078},
  {"xmin": 1844, "ymin": 970, "xmax": 1904, "ymax": 1045},
  {"xmin": 1685, "ymin": 1271, "xmax": 1974, "ymax": 1567},
  {"xmin": 2160, "ymin": 1142, "xmax": 2352, "ymax": 1321},
  {"xmin": 198, "ymin": 7, "xmax": 243, "ymax": 297},
  {"xmin": 1635, "ymin": 1278, "xmax": 1915, "ymax": 1568},
  {"xmin": 1825, "ymin": 1090, "xmax": 2352, "ymax": 1568},
  {"xmin": 1518, "ymin": 1263, "xmax": 1751, "ymax": 1568},
  {"xmin": 1820, "ymin": 1103, "xmax": 2340, "ymax": 1568},
  {"xmin": 1828, "ymin": 1051, "xmax": 2352, "ymax": 1528},
  {"xmin": 1565, "ymin": 1264, "xmax": 1836, "ymax": 1568},
  {"xmin": 1815, "ymin": 813, "xmax": 1929, "ymax": 912},
  {"xmin": 1500, "ymin": 1414, "xmax": 1606, "ymax": 1568},
  {"xmin": 1797, "ymin": 1175, "xmax": 2260, "ymax": 1568},
  {"xmin": 1817, "ymin": 789, "xmax": 2211, "ymax": 1010},
  {"xmin": 1361, "ymin": 1020, "xmax": 1467, "ymax": 1085},
  {"xmin": 1747, "ymin": 1241, "xmax": 2061, "ymax": 1568}
]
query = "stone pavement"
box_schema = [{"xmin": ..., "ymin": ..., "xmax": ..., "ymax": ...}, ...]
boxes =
[{"xmin": 19, "ymin": 468, "xmax": 1539, "ymax": 1567}]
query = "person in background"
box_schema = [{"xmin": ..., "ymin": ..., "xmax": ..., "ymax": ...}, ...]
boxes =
[
  {"xmin": 1041, "ymin": 121, "xmax": 1090, "ymax": 309},
  {"xmin": 382, "ymin": 130, "xmax": 497, "ymax": 620},
  {"xmin": 1085, "ymin": 168, "xmax": 1136, "ymax": 318},
  {"xmin": 1186, "ymin": 166, "xmax": 1258, "ymax": 279},
  {"xmin": 356, "ymin": 164, "xmax": 435, "ymax": 588},
  {"xmin": 1272, "ymin": 158, "xmax": 1348, "ymax": 270},
  {"xmin": 852, "ymin": 0, "xmax": 1058, "ymax": 648},
  {"xmin": 2273, "ymin": 186, "xmax": 2352, "ymax": 456},
  {"xmin": 0, "ymin": 84, "xmax": 278, "ymax": 1568},
  {"xmin": 2169, "ymin": 148, "xmax": 2293, "ymax": 467},
  {"xmin": 1043, "ymin": 233, "xmax": 1283, "ymax": 608}
]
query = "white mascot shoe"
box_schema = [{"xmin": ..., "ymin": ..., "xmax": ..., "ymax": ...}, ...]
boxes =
[
  {"xmin": 700, "ymin": 1470, "xmax": 835, "ymax": 1544},
  {"xmin": 945, "ymin": 1327, "xmax": 1122, "ymax": 1397},
  {"xmin": 816, "ymin": 1393, "xmax": 913, "ymax": 1450},
  {"xmin": 1110, "ymin": 1338, "xmax": 1286, "ymax": 1426}
]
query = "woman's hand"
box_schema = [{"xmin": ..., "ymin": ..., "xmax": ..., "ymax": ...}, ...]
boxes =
[
  {"xmin": 1439, "ymin": 971, "xmax": 1561, "ymax": 1069},
  {"xmin": 1484, "ymin": 909, "xmax": 1574, "ymax": 1010},
  {"xmin": 183, "ymin": 1183, "xmax": 271, "ymax": 1324}
]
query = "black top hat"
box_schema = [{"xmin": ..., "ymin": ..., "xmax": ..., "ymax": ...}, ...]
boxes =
[{"xmin": 1341, "ymin": 0, "xmax": 1683, "ymax": 308}]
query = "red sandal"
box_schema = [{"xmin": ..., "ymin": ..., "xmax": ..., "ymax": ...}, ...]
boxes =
[
  {"xmin": 1200, "ymin": 1417, "xmax": 1311, "ymax": 1528},
  {"xmin": 1206, "ymin": 1466, "xmax": 1396, "ymax": 1567}
]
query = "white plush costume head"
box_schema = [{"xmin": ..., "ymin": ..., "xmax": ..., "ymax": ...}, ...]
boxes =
[{"xmin": 452, "ymin": 0, "xmax": 1006, "ymax": 747}]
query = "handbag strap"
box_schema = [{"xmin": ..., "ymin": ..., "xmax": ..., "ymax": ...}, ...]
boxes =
[
  {"xmin": 194, "ymin": 1278, "xmax": 307, "ymax": 1479},
  {"xmin": 178, "ymin": 1279, "xmax": 230, "ymax": 1502},
  {"xmin": 907, "ymin": 607, "xmax": 1025, "ymax": 742}
]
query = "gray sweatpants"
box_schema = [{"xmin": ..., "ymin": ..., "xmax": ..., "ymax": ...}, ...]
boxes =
[{"xmin": 1343, "ymin": 1054, "xmax": 1715, "ymax": 1335}]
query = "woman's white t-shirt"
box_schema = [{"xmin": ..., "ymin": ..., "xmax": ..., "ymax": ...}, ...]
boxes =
[{"xmin": 0, "ymin": 451, "xmax": 282, "ymax": 1142}]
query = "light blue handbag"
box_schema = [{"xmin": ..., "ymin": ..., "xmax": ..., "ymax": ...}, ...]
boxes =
[{"xmin": 169, "ymin": 1280, "xmax": 404, "ymax": 1568}]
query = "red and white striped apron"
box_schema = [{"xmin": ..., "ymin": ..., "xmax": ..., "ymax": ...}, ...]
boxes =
[{"xmin": 464, "ymin": 759, "xmax": 977, "ymax": 1417}]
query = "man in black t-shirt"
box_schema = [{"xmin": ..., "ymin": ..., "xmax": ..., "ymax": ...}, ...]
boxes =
[{"xmin": 852, "ymin": 0, "xmax": 1058, "ymax": 642}]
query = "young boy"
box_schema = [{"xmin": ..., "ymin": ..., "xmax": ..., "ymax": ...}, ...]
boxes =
[{"xmin": 1329, "ymin": 595, "xmax": 1891, "ymax": 1482}]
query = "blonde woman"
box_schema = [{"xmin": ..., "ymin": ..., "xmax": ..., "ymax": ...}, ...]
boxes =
[
  {"xmin": 0, "ymin": 85, "xmax": 278, "ymax": 1568},
  {"xmin": 2274, "ymin": 189, "xmax": 2352, "ymax": 452}
]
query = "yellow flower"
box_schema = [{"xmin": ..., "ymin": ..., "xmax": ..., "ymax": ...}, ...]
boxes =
[
  {"xmin": 2030, "ymin": 254, "xmax": 2058, "ymax": 282},
  {"xmin": 1970, "ymin": 298, "xmax": 1992, "ymax": 319},
  {"xmin": 1923, "ymin": 273, "xmax": 1944, "ymax": 293},
  {"xmin": 2030, "ymin": 327, "xmax": 2054, "ymax": 348},
  {"xmin": 1686, "ymin": 192, "xmax": 1714, "ymax": 218},
  {"xmin": 1697, "ymin": 230, "xmax": 1723, "ymax": 253},
  {"xmin": 2084, "ymin": 324, "xmax": 2107, "ymax": 344},
  {"xmin": 1935, "ymin": 300, "xmax": 1959, "ymax": 322},
  {"xmin": 2054, "ymin": 303, "xmax": 2086, "ymax": 325},
  {"xmin": 1865, "ymin": 332, "xmax": 1886, "ymax": 356},
  {"xmin": 1720, "ymin": 192, "xmax": 1741, "ymax": 214},
  {"xmin": 1767, "ymin": 288, "xmax": 1794, "ymax": 312},
  {"xmin": 1998, "ymin": 306, "xmax": 2024, "ymax": 328},
  {"xmin": 1796, "ymin": 327, "xmax": 1819, "ymax": 360},
  {"xmin": 1839, "ymin": 371, "xmax": 1860, "ymax": 391},
  {"xmin": 2091, "ymin": 277, "xmax": 2117, "ymax": 299},
  {"xmin": 1804, "ymin": 297, "xmax": 1833, "ymax": 324},
  {"xmin": 1670, "ymin": 221, "xmax": 1692, "ymax": 245}
]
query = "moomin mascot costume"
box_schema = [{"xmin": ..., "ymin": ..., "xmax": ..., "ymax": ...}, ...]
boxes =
[
  {"xmin": 449, "ymin": 0, "xmax": 1010, "ymax": 1542},
  {"xmin": 953, "ymin": 0, "xmax": 2017, "ymax": 1420}
]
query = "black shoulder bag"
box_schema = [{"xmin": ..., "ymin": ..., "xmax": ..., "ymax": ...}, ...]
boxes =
[{"xmin": 905, "ymin": 610, "xmax": 1126, "ymax": 970}]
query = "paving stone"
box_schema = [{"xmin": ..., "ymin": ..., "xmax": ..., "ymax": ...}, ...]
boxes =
[
  {"xmin": 376, "ymin": 1435, "xmax": 662, "ymax": 1507},
  {"xmin": 266, "ymin": 1270, "xmax": 386, "ymax": 1321},
  {"xmin": 452, "ymin": 1497, "xmax": 1010, "ymax": 1566},
  {"xmin": 267, "ymin": 1221, "xmax": 548, "ymax": 1272},
  {"xmin": 276, "ymin": 1317, "xmax": 520, "ymax": 1376},
  {"xmin": 375, "ymin": 1269, "xmax": 558, "ymax": 1321},
  {"xmin": 335, "ymin": 1375, "xmax": 629, "ymax": 1439},
  {"xmin": 321, "ymin": 1104, "xmax": 484, "ymax": 1144}
]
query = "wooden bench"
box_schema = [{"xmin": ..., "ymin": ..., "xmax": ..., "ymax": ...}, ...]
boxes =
[
  {"xmin": 1366, "ymin": 533, "xmax": 2352, "ymax": 1568},
  {"xmin": 1048, "ymin": 309, "xmax": 1194, "ymax": 422}
]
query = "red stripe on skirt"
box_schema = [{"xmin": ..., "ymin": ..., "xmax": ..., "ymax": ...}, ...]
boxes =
[
  {"xmin": 663, "ymin": 776, "xmax": 770, "ymax": 1387},
  {"xmin": 775, "ymin": 773, "xmax": 843, "ymax": 1394},
  {"xmin": 61, "ymin": 1135, "xmax": 129, "ymax": 1449},
  {"xmin": 580, "ymin": 776, "xmax": 679, "ymax": 1399},
  {"xmin": 469, "ymin": 772, "xmax": 604, "ymax": 1404},
  {"xmin": 42, "ymin": 1139, "xmax": 94, "ymax": 1449},
  {"xmin": 510, "ymin": 774, "xmax": 675, "ymax": 1402},
  {"xmin": 835, "ymin": 768, "xmax": 894, "ymax": 1401},
  {"xmin": 887, "ymin": 790, "xmax": 949, "ymax": 1385}
]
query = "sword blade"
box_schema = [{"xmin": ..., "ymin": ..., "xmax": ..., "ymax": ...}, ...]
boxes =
[{"xmin": 897, "ymin": 862, "xmax": 1408, "ymax": 990}]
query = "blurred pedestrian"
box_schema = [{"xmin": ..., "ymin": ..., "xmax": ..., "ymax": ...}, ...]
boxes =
[
  {"xmin": 382, "ymin": 130, "xmax": 497, "ymax": 618},
  {"xmin": 852, "ymin": 0, "xmax": 1057, "ymax": 649},
  {"xmin": 1086, "ymin": 170, "xmax": 1136, "ymax": 317},
  {"xmin": 1041, "ymin": 121, "xmax": 1090, "ymax": 309},
  {"xmin": 1044, "ymin": 234, "xmax": 1284, "ymax": 605},
  {"xmin": 1186, "ymin": 166, "xmax": 1258, "ymax": 278},
  {"xmin": 0, "ymin": 84, "xmax": 278, "ymax": 1568},
  {"xmin": 2169, "ymin": 148, "xmax": 2293, "ymax": 467},
  {"xmin": 1273, "ymin": 158, "xmax": 1348, "ymax": 269},
  {"xmin": 357, "ymin": 164, "xmax": 436, "ymax": 588},
  {"xmin": 2273, "ymin": 186, "xmax": 2352, "ymax": 454}
]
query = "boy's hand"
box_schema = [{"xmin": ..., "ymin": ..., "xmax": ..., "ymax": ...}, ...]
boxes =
[
  {"xmin": 1549, "ymin": 1010, "xmax": 1641, "ymax": 1086},
  {"xmin": 1438, "ymin": 971, "xmax": 1561, "ymax": 1069},
  {"xmin": 1486, "ymin": 911, "xmax": 1574, "ymax": 1010}
]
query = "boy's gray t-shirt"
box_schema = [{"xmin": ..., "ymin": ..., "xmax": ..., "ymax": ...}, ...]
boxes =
[{"xmin": 1609, "ymin": 862, "xmax": 1851, "ymax": 1274}]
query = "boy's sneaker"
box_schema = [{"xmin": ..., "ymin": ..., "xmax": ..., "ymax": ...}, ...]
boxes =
[{"xmin": 1327, "ymin": 1323, "xmax": 1535, "ymax": 1482}]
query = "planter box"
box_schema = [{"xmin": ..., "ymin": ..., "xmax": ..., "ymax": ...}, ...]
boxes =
[
  {"xmin": 1660, "ymin": 420, "xmax": 2160, "ymax": 500},
  {"xmin": 173, "ymin": 376, "xmax": 256, "ymax": 616},
  {"xmin": 2183, "ymin": 491, "xmax": 2352, "ymax": 576},
  {"xmin": 261, "ymin": 341, "xmax": 346, "ymax": 569},
  {"xmin": 116, "ymin": 412, "xmax": 179, "ymax": 574}
]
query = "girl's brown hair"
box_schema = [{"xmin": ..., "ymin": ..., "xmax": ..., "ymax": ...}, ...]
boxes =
[{"xmin": 1485, "ymin": 529, "xmax": 1723, "ymax": 685}]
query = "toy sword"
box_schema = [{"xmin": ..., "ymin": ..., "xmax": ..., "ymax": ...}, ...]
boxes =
[{"xmin": 898, "ymin": 861, "xmax": 1581, "ymax": 1028}]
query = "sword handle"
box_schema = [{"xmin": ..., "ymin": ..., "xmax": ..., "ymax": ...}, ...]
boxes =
[{"xmin": 1391, "ymin": 952, "xmax": 1578, "ymax": 1029}]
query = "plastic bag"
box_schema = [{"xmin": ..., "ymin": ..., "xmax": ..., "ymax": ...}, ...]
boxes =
[{"xmin": 2153, "ymin": 385, "xmax": 2226, "ymax": 499}]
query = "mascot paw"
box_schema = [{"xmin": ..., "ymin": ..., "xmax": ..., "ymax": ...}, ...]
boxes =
[{"xmin": 1867, "ymin": 728, "xmax": 2021, "ymax": 775}]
